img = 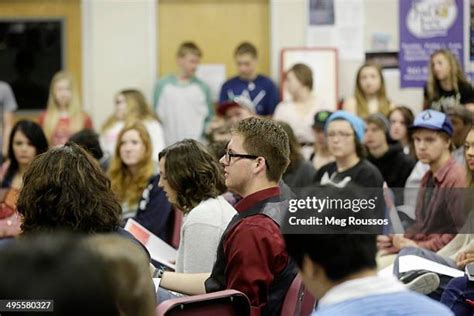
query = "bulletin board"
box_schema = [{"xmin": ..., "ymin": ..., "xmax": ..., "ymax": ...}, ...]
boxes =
[{"xmin": 280, "ymin": 48, "xmax": 339, "ymax": 110}]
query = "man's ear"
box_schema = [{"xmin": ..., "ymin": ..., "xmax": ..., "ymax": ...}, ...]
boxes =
[{"xmin": 254, "ymin": 157, "xmax": 267, "ymax": 175}]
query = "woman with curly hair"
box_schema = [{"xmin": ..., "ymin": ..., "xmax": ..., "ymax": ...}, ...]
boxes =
[
  {"xmin": 17, "ymin": 142, "xmax": 122, "ymax": 234},
  {"xmin": 424, "ymin": 49, "xmax": 474, "ymax": 111},
  {"xmin": 158, "ymin": 139, "xmax": 236, "ymax": 273},
  {"xmin": 108, "ymin": 122, "xmax": 172, "ymax": 240}
]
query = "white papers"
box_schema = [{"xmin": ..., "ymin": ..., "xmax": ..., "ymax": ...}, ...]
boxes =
[
  {"xmin": 398, "ymin": 255, "xmax": 464, "ymax": 278},
  {"xmin": 307, "ymin": 0, "xmax": 365, "ymax": 61},
  {"xmin": 196, "ymin": 64, "xmax": 226, "ymax": 102},
  {"xmin": 125, "ymin": 218, "xmax": 177, "ymax": 270}
]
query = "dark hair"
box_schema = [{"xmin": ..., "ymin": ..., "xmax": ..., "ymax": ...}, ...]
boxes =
[
  {"xmin": 355, "ymin": 139, "xmax": 367, "ymax": 158},
  {"xmin": 4, "ymin": 120, "xmax": 48, "ymax": 185},
  {"xmin": 287, "ymin": 63, "xmax": 313, "ymax": 90},
  {"xmin": 233, "ymin": 117, "xmax": 290, "ymax": 182},
  {"xmin": 0, "ymin": 233, "xmax": 119, "ymax": 315},
  {"xmin": 17, "ymin": 142, "xmax": 122, "ymax": 233},
  {"xmin": 284, "ymin": 234, "xmax": 377, "ymax": 281},
  {"xmin": 283, "ymin": 186, "xmax": 377, "ymax": 282},
  {"xmin": 276, "ymin": 121, "xmax": 303, "ymax": 173},
  {"xmin": 234, "ymin": 42, "xmax": 258, "ymax": 58},
  {"xmin": 388, "ymin": 106, "xmax": 415, "ymax": 154},
  {"xmin": 69, "ymin": 128, "xmax": 104, "ymax": 160},
  {"xmin": 159, "ymin": 139, "xmax": 226, "ymax": 212},
  {"xmin": 207, "ymin": 140, "xmax": 228, "ymax": 161}
]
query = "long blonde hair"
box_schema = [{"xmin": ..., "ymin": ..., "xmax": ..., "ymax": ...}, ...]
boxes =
[
  {"xmin": 102, "ymin": 89, "xmax": 158, "ymax": 132},
  {"xmin": 354, "ymin": 63, "xmax": 391, "ymax": 118},
  {"xmin": 426, "ymin": 49, "xmax": 468, "ymax": 105},
  {"xmin": 43, "ymin": 71, "xmax": 87, "ymax": 142},
  {"xmin": 108, "ymin": 122, "xmax": 154, "ymax": 207}
]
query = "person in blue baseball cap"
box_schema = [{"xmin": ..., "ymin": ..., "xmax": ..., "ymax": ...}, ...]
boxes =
[
  {"xmin": 314, "ymin": 110, "xmax": 384, "ymax": 189},
  {"xmin": 378, "ymin": 109, "xmax": 466, "ymax": 262}
]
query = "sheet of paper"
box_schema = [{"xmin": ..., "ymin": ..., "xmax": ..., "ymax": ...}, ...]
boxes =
[
  {"xmin": 307, "ymin": 0, "xmax": 365, "ymax": 61},
  {"xmin": 125, "ymin": 218, "xmax": 177, "ymax": 270},
  {"xmin": 398, "ymin": 255, "xmax": 464, "ymax": 278}
]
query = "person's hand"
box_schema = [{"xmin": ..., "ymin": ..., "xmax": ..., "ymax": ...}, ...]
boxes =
[
  {"xmin": 377, "ymin": 235, "xmax": 393, "ymax": 249},
  {"xmin": 392, "ymin": 234, "xmax": 418, "ymax": 250},
  {"xmin": 377, "ymin": 235, "xmax": 399, "ymax": 255},
  {"xmin": 456, "ymin": 252, "xmax": 474, "ymax": 269}
]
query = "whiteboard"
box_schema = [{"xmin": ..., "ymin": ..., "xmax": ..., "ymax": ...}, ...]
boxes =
[{"xmin": 280, "ymin": 48, "xmax": 339, "ymax": 110}]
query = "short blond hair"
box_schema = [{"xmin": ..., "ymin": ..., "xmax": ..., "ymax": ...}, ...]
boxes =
[{"xmin": 177, "ymin": 41, "xmax": 202, "ymax": 58}]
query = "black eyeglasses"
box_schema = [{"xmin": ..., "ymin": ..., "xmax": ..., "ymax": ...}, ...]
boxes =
[{"xmin": 223, "ymin": 150, "xmax": 270, "ymax": 170}]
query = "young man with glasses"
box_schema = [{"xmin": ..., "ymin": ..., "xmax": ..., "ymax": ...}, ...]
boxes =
[
  {"xmin": 314, "ymin": 111, "xmax": 384, "ymax": 189},
  {"xmin": 157, "ymin": 117, "xmax": 296, "ymax": 316}
]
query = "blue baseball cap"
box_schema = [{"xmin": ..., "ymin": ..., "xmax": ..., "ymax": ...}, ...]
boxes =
[
  {"xmin": 409, "ymin": 110, "xmax": 453, "ymax": 136},
  {"xmin": 325, "ymin": 110, "xmax": 366, "ymax": 142}
]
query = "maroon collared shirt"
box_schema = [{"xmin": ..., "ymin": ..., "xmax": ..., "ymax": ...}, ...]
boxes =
[{"xmin": 224, "ymin": 187, "xmax": 289, "ymax": 316}]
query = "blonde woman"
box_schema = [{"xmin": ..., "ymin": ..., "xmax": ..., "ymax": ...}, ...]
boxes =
[
  {"xmin": 343, "ymin": 63, "xmax": 392, "ymax": 118},
  {"xmin": 424, "ymin": 49, "xmax": 474, "ymax": 111},
  {"xmin": 101, "ymin": 89, "xmax": 164, "ymax": 164},
  {"xmin": 38, "ymin": 71, "xmax": 92, "ymax": 146}
]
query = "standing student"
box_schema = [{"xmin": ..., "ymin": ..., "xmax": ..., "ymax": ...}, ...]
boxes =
[
  {"xmin": 158, "ymin": 139, "xmax": 236, "ymax": 273},
  {"xmin": 273, "ymin": 63, "xmax": 327, "ymax": 150},
  {"xmin": 38, "ymin": 71, "xmax": 93, "ymax": 146},
  {"xmin": 424, "ymin": 49, "xmax": 474, "ymax": 111},
  {"xmin": 343, "ymin": 63, "xmax": 392, "ymax": 118},
  {"xmin": 153, "ymin": 42, "xmax": 213, "ymax": 146},
  {"xmin": 314, "ymin": 111, "xmax": 384, "ymax": 188},
  {"xmin": 156, "ymin": 118, "xmax": 296, "ymax": 316},
  {"xmin": 219, "ymin": 42, "xmax": 279, "ymax": 116},
  {"xmin": 101, "ymin": 89, "xmax": 165, "ymax": 164},
  {"xmin": 0, "ymin": 81, "xmax": 18, "ymax": 160}
]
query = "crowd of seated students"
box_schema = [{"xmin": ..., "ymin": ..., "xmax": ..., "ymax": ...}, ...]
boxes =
[{"xmin": 0, "ymin": 42, "xmax": 473, "ymax": 316}]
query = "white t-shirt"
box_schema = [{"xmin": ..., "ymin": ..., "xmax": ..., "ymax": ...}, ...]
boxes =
[{"xmin": 273, "ymin": 98, "xmax": 328, "ymax": 144}]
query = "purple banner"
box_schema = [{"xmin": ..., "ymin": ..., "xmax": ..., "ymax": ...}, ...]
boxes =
[{"xmin": 399, "ymin": 0, "xmax": 464, "ymax": 88}]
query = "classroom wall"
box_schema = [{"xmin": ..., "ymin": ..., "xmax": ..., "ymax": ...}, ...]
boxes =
[
  {"xmin": 270, "ymin": 0, "xmax": 424, "ymax": 113},
  {"xmin": 82, "ymin": 0, "xmax": 156, "ymax": 129},
  {"xmin": 9, "ymin": 0, "xmax": 467, "ymax": 126}
]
